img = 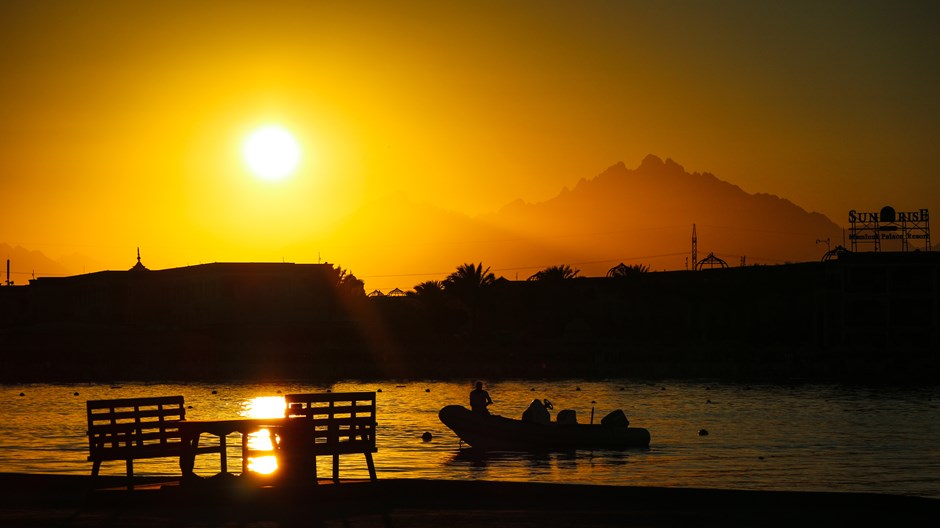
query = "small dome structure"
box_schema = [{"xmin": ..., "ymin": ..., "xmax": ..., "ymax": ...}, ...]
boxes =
[
  {"xmin": 129, "ymin": 248, "xmax": 150, "ymax": 272},
  {"xmin": 695, "ymin": 252, "xmax": 728, "ymax": 271}
]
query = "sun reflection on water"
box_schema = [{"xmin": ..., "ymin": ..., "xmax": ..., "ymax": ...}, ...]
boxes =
[{"xmin": 242, "ymin": 396, "xmax": 286, "ymax": 474}]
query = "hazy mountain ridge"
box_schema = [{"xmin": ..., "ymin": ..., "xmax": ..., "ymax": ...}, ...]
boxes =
[
  {"xmin": 330, "ymin": 155, "xmax": 845, "ymax": 286},
  {"xmin": 474, "ymin": 154, "xmax": 844, "ymax": 274},
  {"xmin": 0, "ymin": 243, "xmax": 70, "ymax": 283},
  {"xmin": 5, "ymin": 155, "xmax": 847, "ymax": 285}
]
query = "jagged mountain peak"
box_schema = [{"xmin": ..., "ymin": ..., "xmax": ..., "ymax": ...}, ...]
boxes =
[
  {"xmin": 636, "ymin": 154, "xmax": 687, "ymax": 175},
  {"xmin": 568, "ymin": 155, "xmax": 742, "ymax": 204},
  {"xmin": 478, "ymin": 155, "xmax": 842, "ymax": 272}
]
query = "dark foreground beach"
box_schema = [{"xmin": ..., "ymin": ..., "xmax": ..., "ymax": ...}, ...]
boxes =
[{"xmin": 0, "ymin": 473, "xmax": 936, "ymax": 527}]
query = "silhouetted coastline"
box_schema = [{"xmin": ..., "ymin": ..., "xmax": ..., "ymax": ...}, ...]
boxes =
[{"xmin": 1, "ymin": 253, "xmax": 937, "ymax": 385}]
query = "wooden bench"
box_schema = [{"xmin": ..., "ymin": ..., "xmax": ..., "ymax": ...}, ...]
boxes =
[
  {"xmin": 279, "ymin": 391, "xmax": 377, "ymax": 482},
  {"xmin": 86, "ymin": 395, "xmax": 222, "ymax": 490}
]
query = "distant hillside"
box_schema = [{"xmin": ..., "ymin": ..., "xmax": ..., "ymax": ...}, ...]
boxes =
[
  {"xmin": 327, "ymin": 155, "xmax": 845, "ymax": 288},
  {"xmin": 478, "ymin": 155, "xmax": 844, "ymax": 275},
  {"xmin": 4, "ymin": 156, "xmax": 847, "ymax": 289},
  {"xmin": 0, "ymin": 243, "xmax": 70, "ymax": 283}
]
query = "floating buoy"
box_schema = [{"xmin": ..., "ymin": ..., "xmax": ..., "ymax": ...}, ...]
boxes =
[
  {"xmin": 425, "ymin": 388, "xmax": 430, "ymax": 393},
  {"xmin": 187, "ymin": 405, "xmax": 193, "ymax": 409},
  {"xmin": 326, "ymin": 389, "xmax": 332, "ymax": 393},
  {"xmin": 421, "ymin": 432, "xmax": 432, "ymax": 442},
  {"xmin": 575, "ymin": 387, "xmax": 581, "ymax": 391},
  {"xmin": 73, "ymin": 392, "xmax": 79, "ymax": 396},
  {"xmin": 19, "ymin": 392, "xmax": 25, "ymax": 397},
  {"xmin": 661, "ymin": 387, "xmax": 666, "ymax": 391},
  {"xmin": 211, "ymin": 390, "xmax": 218, "ymax": 395},
  {"xmin": 377, "ymin": 389, "xmax": 382, "ymax": 393},
  {"xmin": 699, "ymin": 429, "xmax": 709, "ymax": 436},
  {"xmin": 530, "ymin": 388, "xmax": 535, "ymax": 391},
  {"xmin": 706, "ymin": 399, "xmax": 713, "ymax": 404}
]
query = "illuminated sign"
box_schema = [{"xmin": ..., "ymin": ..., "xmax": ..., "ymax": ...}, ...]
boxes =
[{"xmin": 848, "ymin": 206, "xmax": 931, "ymax": 252}]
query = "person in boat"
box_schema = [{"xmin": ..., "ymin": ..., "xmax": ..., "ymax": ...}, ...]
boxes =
[{"xmin": 469, "ymin": 381, "xmax": 493, "ymax": 414}]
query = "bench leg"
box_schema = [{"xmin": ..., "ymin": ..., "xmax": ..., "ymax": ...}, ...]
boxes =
[
  {"xmin": 125, "ymin": 459, "xmax": 134, "ymax": 491},
  {"xmin": 219, "ymin": 434, "xmax": 228, "ymax": 475},
  {"xmin": 365, "ymin": 452, "xmax": 377, "ymax": 482},
  {"xmin": 332, "ymin": 454, "xmax": 340, "ymax": 483},
  {"xmin": 242, "ymin": 433, "xmax": 249, "ymax": 475},
  {"xmin": 180, "ymin": 432, "xmax": 199, "ymax": 480},
  {"xmin": 89, "ymin": 460, "xmax": 101, "ymax": 491}
]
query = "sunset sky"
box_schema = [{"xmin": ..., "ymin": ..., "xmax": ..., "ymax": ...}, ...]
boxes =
[{"xmin": 2, "ymin": 1, "xmax": 938, "ymax": 289}]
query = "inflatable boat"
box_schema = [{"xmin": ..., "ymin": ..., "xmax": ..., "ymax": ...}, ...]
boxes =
[{"xmin": 438, "ymin": 405, "xmax": 651, "ymax": 451}]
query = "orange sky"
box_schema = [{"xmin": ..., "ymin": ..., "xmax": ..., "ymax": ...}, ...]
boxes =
[{"xmin": 2, "ymin": 1, "xmax": 939, "ymax": 289}]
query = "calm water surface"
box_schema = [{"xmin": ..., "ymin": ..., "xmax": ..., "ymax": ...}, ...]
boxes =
[{"xmin": 2, "ymin": 380, "xmax": 938, "ymax": 499}]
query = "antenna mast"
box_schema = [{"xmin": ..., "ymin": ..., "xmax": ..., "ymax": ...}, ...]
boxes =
[{"xmin": 691, "ymin": 224, "xmax": 698, "ymax": 271}]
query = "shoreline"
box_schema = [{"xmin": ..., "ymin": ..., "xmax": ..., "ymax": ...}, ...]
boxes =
[{"xmin": 1, "ymin": 473, "xmax": 937, "ymax": 527}]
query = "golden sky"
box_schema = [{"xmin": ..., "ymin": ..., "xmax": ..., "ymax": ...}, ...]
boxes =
[{"xmin": 2, "ymin": 1, "xmax": 939, "ymax": 288}]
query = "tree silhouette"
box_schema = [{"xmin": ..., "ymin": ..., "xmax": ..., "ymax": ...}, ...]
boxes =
[
  {"xmin": 410, "ymin": 280, "xmax": 445, "ymax": 298},
  {"xmin": 528, "ymin": 264, "xmax": 580, "ymax": 281},
  {"xmin": 443, "ymin": 262, "xmax": 496, "ymax": 295},
  {"xmin": 442, "ymin": 263, "xmax": 496, "ymax": 334},
  {"xmin": 607, "ymin": 262, "xmax": 650, "ymax": 277},
  {"xmin": 333, "ymin": 265, "xmax": 365, "ymax": 296}
]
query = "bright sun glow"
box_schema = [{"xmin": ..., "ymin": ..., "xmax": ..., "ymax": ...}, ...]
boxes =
[
  {"xmin": 242, "ymin": 396, "xmax": 287, "ymax": 475},
  {"xmin": 243, "ymin": 125, "xmax": 301, "ymax": 181}
]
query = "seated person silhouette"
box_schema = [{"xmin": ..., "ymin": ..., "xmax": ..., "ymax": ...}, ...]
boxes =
[{"xmin": 469, "ymin": 381, "xmax": 493, "ymax": 414}]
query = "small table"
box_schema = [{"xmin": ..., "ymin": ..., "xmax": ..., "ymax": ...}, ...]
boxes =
[{"xmin": 179, "ymin": 418, "xmax": 287, "ymax": 479}]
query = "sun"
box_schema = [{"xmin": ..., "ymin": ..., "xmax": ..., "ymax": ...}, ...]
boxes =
[{"xmin": 243, "ymin": 125, "xmax": 301, "ymax": 181}]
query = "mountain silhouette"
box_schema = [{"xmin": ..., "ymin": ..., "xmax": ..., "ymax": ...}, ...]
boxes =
[
  {"xmin": 0, "ymin": 243, "xmax": 71, "ymax": 284},
  {"xmin": 328, "ymin": 155, "xmax": 845, "ymax": 286},
  {"xmin": 4, "ymin": 155, "xmax": 846, "ymax": 286},
  {"xmin": 478, "ymin": 155, "xmax": 844, "ymax": 273}
]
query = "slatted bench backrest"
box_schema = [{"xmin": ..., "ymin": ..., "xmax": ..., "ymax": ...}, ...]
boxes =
[
  {"xmin": 86, "ymin": 395, "xmax": 186, "ymax": 459},
  {"xmin": 284, "ymin": 392, "xmax": 376, "ymax": 454}
]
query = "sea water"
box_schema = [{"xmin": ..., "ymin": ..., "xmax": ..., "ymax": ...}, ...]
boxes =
[{"xmin": 1, "ymin": 379, "xmax": 938, "ymax": 499}]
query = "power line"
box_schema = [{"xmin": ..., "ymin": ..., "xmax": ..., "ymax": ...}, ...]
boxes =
[
  {"xmin": 5, "ymin": 270, "xmax": 70, "ymax": 277},
  {"xmin": 360, "ymin": 252, "xmax": 694, "ymax": 291}
]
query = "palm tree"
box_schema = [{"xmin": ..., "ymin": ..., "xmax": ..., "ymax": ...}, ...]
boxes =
[
  {"xmin": 528, "ymin": 264, "xmax": 580, "ymax": 281},
  {"xmin": 333, "ymin": 265, "xmax": 365, "ymax": 296},
  {"xmin": 442, "ymin": 263, "xmax": 496, "ymax": 333},
  {"xmin": 442, "ymin": 262, "xmax": 497, "ymax": 309},
  {"xmin": 443, "ymin": 262, "xmax": 496, "ymax": 293},
  {"xmin": 606, "ymin": 262, "xmax": 650, "ymax": 278},
  {"xmin": 410, "ymin": 280, "xmax": 445, "ymax": 298}
]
